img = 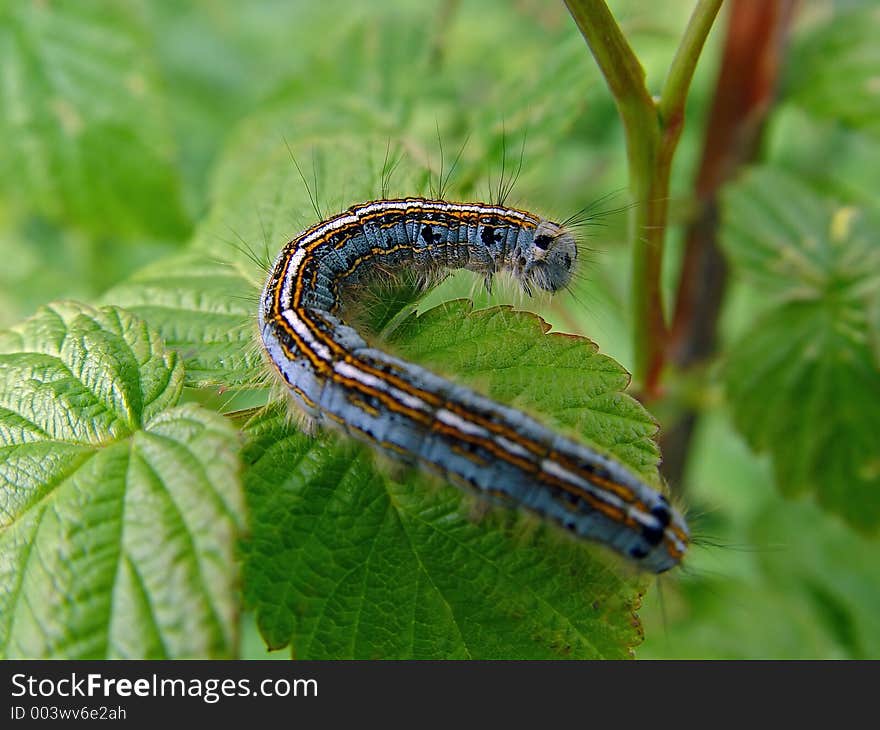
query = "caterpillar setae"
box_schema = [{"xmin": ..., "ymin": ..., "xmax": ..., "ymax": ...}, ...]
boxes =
[{"xmin": 258, "ymin": 197, "xmax": 689, "ymax": 573}]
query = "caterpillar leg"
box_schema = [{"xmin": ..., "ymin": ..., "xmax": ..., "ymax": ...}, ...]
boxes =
[
  {"xmin": 380, "ymin": 456, "xmax": 418, "ymax": 484},
  {"xmin": 468, "ymin": 495, "xmax": 494, "ymax": 523},
  {"xmin": 283, "ymin": 386, "xmax": 322, "ymax": 436}
]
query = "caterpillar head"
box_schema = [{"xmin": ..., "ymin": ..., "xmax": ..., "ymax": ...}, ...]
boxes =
[{"xmin": 518, "ymin": 220, "xmax": 578, "ymax": 294}]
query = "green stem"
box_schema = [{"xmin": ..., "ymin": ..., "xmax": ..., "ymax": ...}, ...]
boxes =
[
  {"xmin": 564, "ymin": 0, "xmax": 723, "ymax": 397},
  {"xmin": 659, "ymin": 0, "xmax": 725, "ymax": 127}
]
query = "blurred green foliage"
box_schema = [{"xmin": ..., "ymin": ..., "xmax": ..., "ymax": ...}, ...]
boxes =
[{"xmin": 1, "ymin": 0, "xmax": 878, "ymax": 658}]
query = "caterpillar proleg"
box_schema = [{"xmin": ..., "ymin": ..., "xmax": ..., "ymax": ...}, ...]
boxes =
[{"xmin": 259, "ymin": 197, "xmax": 689, "ymax": 573}]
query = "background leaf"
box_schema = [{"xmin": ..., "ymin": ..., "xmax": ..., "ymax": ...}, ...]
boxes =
[
  {"xmin": 785, "ymin": 5, "xmax": 880, "ymax": 138},
  {"xmin": 0, "ymin": 302, "xmax": 243, "ymax": 658},
  {"xmin": 721, "ymin": 166, "xmax": 880, "ymax": 530},
  {"xmin": 0, "ymin": 0, "xmax": 192, "ymax": 328},
  {"xmin": 639, "ymin": 408, "xmax": 880, "ymax": 659},
  {"xmin": 104, "ymin": 253, "xmax": 260, "ymax": 388},
  {"xmin": 0, "ymin": 0, "xmax": 190, "ymax": 239}
]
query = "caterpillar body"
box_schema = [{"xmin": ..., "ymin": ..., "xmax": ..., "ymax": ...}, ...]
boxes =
[{"xmin": 259, "ymin": 197, "xmax": 689, "ymax": 573}]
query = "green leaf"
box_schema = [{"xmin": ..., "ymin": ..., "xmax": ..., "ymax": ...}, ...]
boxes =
[
  {"xmin": 0, "ymin": 302, "xmax": 243, "ymax": 658},
  {"xmin": 766, "ymin": 105, "xmax": 880, "ymax": 213},
  {"xmin": 0, "ymin": 1, "xmax": 190, "ymax": 238},
  {"xmin": 785, "ymin": 6, "xmax": 880, "ymax": 137},
  {"xmin": 750, "ymin": 500, "xmax": 880, "ymax": 659},
  {"xmin": 103, "ymin": 252, "xmax": 261, "ymax": 388},
  {"xmin": 243, "ymin": 302, "xmax": 655, "ymax": 659},
  {"xmin": 722, "ymin": 167, "xmax": 880, "ymax": 530}
]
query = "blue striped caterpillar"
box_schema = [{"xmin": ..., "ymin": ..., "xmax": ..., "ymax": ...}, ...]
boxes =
[{"xmin": 258, "ymin": 197, "xmax": 689, "ymax": 573}]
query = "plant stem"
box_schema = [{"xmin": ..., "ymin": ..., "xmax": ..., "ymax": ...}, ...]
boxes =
[
  {"xmin": 564, "ymin": 0, "xmax": 722, "ymax": 398},
  {"xmin": 659, "ymin": 0, "xmax": 727, "ymax": 128}
]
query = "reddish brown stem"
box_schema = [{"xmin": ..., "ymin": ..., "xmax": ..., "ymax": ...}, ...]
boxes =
[{"xmin": 660, "ymin": 0, "xmax": 799, "ymax": 487}]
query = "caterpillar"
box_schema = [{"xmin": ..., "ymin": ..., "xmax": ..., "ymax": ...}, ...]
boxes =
[{"xmin": 258, "ymin": 197, "xmax": 689, "ymax": 573}]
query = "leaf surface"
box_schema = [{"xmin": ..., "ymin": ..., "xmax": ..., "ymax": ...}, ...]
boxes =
[
  {"xmin": 0, "ymin": 302, "xmax": 243, "ymax": 658},
  {"xmin": 722, "ymin": 167, "xmax": 880, "ymax": 529}
]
